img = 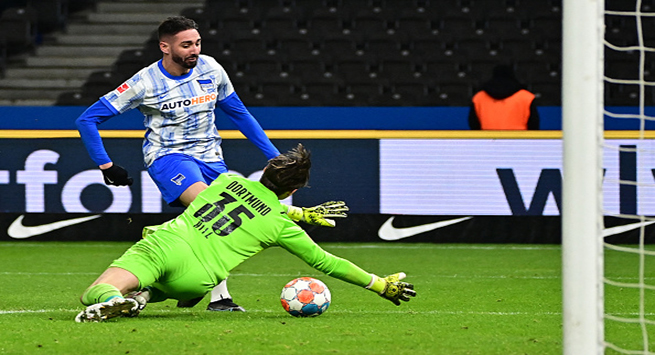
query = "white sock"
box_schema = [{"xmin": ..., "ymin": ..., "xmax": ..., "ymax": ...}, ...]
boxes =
[{"xmin": 210, "ymin": 279, "xmax": 232, "ymax": 303}]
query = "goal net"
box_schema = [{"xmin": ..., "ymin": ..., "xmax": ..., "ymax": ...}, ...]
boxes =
[{"xmin": 563, "ymin": 0, "xmax": 655, "ymax": 354}]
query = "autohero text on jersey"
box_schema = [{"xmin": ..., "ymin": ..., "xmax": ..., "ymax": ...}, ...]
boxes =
[{"xmin": 160, "ymin": 93, "xmax": 217, "ymax": 110}]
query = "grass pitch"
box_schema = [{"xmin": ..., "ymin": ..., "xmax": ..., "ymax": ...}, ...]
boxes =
[{"xmin": 0, "ymin": 242, "xmax": 650, "ymax": 354}]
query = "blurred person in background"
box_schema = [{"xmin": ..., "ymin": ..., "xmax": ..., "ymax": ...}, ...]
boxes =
[{"xmin": 468, "ymin": 64, "xmax": 540, "ymax": 130}]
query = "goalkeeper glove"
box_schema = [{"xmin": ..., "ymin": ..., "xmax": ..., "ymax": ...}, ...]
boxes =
[
  {"xmin": 101, "ymin": 164, "xmax": 133, "ymax": 186},
  {"xmin": 366, "ymin": 272, "xmax": 416, "ymax": 306},
  {"xmin": 284, "ymin": 201, "xmax": 349, "ymax": 227}
]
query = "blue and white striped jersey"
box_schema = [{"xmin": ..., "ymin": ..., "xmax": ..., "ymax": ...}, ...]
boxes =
[{"xmin": 102, "ymin": 55, "xmax": 234, "ymax": 167}]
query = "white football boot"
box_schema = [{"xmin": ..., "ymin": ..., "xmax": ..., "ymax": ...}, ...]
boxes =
[
  {"xmin": 75, "ymin": 298, "xmax": 140, "ymax": 323},
  {"xmin": 125, "ymin": 288, "xmax": 151, "ymax": 311}
]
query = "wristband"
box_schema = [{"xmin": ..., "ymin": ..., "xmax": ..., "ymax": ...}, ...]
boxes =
[
  {"xmin": 365, "ymin": 274, "xmax": 387, "ymax": 294},
  {"xmin": 284, "ymin": 205, "xmax": 304, "ymax": 221}
]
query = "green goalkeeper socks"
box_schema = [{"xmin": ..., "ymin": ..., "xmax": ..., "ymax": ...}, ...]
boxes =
[{"xmin": 81, "ymin": 283, "xmax": 123, "ymax": 305}]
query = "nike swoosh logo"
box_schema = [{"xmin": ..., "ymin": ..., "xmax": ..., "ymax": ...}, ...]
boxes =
[
  {"xmin": 8, "ymin": 215, "xmax": 102, "ymax": 239},
  {"xmin": 378, "ymin": 216, "xmax": 653, "ymax": 241},
  {"xmin": 378, "ymin": 216, "xmax": 472, "ymax": 241},
  {"xmin": 603, "ymin": 220, "xmax": 655, "ymax": 237}
]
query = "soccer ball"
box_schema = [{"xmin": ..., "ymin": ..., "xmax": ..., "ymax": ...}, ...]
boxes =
[{"xmin": 280, "ymin": 277, "xmax": 331, "ymax": 317}]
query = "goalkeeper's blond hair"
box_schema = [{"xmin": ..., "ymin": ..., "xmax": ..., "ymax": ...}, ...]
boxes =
[{"xmin": 260, "ymin": 143, "xmax": 311, "ymax": 197}]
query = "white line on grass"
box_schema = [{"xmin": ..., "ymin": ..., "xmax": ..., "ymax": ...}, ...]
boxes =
[
  {"xmin": 0, "ymin": 308, "xmax": 561, "ymax": 316},
  {"xmin": 230, "ymin": 272, "xmax": 565, "ymax": 280},
  {"xmin": 0, "ymin": 271, "xmax": 562, "ymax": 280},
  {"xmin": 0, "ymin": 309, "xmax": 51, "ymax": 314},
  {"xmin": 3, "ymin": 308, "xmax": 655, "ymax": 317}
]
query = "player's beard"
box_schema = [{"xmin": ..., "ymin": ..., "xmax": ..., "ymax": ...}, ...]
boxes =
[{"xmin": 172, "ymin": 53, "xmax": 198, "ymax": 69}]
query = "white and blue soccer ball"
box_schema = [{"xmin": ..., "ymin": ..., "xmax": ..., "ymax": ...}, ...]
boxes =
[{"xmin": 280, "ymin": 277, "xmax": 331, "ymax": 317}]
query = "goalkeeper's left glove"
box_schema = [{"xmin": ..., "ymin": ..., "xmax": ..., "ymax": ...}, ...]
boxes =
[
  {"xmin": 366, "ymin": 272, "xmax": 416, "ymax": 306},
  {"xmin": 284, "ymin": 201, "xmax": 349, "ymax": 227}
]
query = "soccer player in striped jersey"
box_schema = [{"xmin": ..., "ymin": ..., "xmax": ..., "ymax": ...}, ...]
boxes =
[
  {"xmin": 75, "ymin": 144, "xmax": 415, "ymax": 323},
  {"xmin": 75, "ymin": 16, "xmax": 347, "ymax": 312}
]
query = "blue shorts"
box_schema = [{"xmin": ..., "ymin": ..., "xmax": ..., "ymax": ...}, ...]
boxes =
[{"xmin": 147, "ymin": 153, "xmax": 228, "ymax": 207}]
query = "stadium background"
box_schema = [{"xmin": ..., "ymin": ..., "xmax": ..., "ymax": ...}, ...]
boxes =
[{"xmin": 0, "ymin": 0, "xmax": 653, "ymax": 243}]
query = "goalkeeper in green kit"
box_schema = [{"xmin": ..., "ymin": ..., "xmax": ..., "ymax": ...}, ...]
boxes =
[{"xmin": 75, "ymin": 144, "xmax": 416, "ymax": 322}]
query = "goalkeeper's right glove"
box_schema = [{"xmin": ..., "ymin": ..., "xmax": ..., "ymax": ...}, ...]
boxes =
[
  {"xmin": 101, "ymin": 164, "xmax": 133, "ymax": 186},
  {"xmin": 284, "ymin": 201, "xmax": 349, "ymax": 227},
  {"xmin": 366, "ymin": 272, "xmax": 416, "ymax": 306}
]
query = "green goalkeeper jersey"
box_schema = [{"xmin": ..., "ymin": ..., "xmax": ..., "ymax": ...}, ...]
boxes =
[{"xmin": 149, "ymin": 173, "xmax": 373, "ymax": 288}]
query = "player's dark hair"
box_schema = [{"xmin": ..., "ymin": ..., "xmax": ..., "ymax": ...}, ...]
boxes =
[
  {"xmin": 158, "ymin": 16, "xmax": 199, "ymax": 40},
  {"xmin": 260, "ymin": 143, "xmax": 311, "ymax": 197}
]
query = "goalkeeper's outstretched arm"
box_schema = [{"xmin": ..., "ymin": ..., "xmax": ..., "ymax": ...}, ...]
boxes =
[{"xmin": 279, "ymin": 231, "xmax": 416, "ymax": 305}]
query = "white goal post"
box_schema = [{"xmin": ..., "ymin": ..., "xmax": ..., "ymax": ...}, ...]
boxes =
[{"xmin": 562, "ymin": 0, "xmax": 605, "ymax": 354}]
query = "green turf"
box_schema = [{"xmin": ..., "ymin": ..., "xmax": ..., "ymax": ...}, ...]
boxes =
[{"xmin": 0, "ymin": 242, "xmax": 652, "ymax": 354}]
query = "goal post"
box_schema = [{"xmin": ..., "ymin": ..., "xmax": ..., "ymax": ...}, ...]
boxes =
[{"xmin": 561, "ymin": 0, "xmax": 605, "ymax": 354}]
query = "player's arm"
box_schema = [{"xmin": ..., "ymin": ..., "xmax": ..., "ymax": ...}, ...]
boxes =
[
  {"xmin": 216, "ymin": 92, "xmax": 280, "ymax": 160},
  {"xmin": 527, "ymin": 100, "xmax": 540, "ymax": 130},
  {"xmin": 75, "ymin": 98, "xmax": 133, "ymax": 186},
  {"xmin": 278, "ymin": 227, "xmax": 416, "ymax": 305}
]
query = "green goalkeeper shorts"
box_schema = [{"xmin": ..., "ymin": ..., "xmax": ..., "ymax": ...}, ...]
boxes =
[{"xmin": 110, "ymin": 231, "xmax": 218, "ymax": 301}]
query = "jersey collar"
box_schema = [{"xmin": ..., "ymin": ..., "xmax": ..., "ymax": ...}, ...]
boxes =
[{"xmin": 158, "ymin": 59, "xmax": 194, "ymax": 80}]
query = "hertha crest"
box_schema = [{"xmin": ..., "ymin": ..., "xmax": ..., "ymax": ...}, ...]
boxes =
[{"xmin": 197, "ymin": 79, "xmax": 215, "ymax": 93}]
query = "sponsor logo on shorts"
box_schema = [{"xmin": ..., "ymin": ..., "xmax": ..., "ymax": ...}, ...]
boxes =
[{"xmin": 171, "ymin": 173, "xmax": 186, "ymax": 186}]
